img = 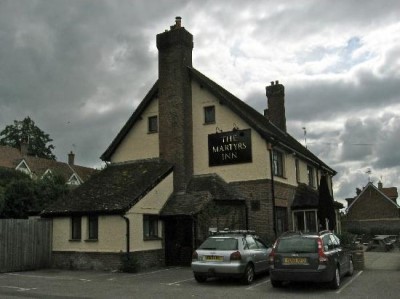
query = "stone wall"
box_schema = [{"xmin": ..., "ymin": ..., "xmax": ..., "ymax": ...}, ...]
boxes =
[
  {"xmin": 52, "ymin": 249, "xmax": 164, "ymax": 272},
  {"xmin": 230, "ymin": 179, "xmax": 296, "ymax": 243}
]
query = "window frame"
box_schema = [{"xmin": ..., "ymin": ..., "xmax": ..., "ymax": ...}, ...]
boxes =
[
  {"xmin": 272, "ymin": 150, "xmax": 285, "ymax": 177},
  {"xmin": 143, "ymin": 215, "xmax": 159, "ymax": 240},
  {"xmin": 148, "ymin": 115, "xmax": 158, "ymax": 133},
  {"xmin": 295, "ymin": 158, "xmax": 300, "ymax": 183},
  {"xmin": 87, "ymin": 215, "xmax": 98, "ymax": 241},
  {"xmin": 71, "ymin": 216, "xmax": 82, "ymax": 241},
  {"xmin": 204, "ymin": 105, "xmax": 215, "ymax": 124},
  {"xmin": 292, "ymin": 209, "xmax": 318, "ymax": 233}
]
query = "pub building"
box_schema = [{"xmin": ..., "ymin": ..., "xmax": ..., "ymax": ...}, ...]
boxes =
[{"xmin": 42, "ymin": 17, "xmax": 338, "ymax": 270}]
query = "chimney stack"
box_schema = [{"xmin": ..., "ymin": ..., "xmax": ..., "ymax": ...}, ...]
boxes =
[
  {"xmin": 20, "ymin": 141, "xmax": 29, "ymax": 156},
  {"xmin": 266, "ymin": 80, "xmax": 286, "ymax": 132},
  {"xmin": 68, "ymin": 151, "xmax": 75, "ymax": 165},
  {"xmin": 157, "ymin": 17, "xmax": 194, "ymax": 192},
  {"xmin": 378, "ymin": 181, "xmax": 383, "ymax": 190}
]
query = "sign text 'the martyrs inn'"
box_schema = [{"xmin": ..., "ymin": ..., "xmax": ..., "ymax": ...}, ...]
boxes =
[{"xmin": 208, "ymin": 129, "xmax": 252, "ymax": 166}]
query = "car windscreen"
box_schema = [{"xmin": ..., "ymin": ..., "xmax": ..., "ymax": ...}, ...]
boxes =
[
  {"xmin": 276, "ymin": 237, "xmax": 318, "ymax": 253},
  {"xmin": 199, "ymin": 238, "xmax": 238, "ymax": 250}
]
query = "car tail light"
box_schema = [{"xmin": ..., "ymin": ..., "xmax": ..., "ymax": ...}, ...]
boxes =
[
  {"xmin": 230, "ymin": 251, "xmax": 242, "ymax": 261},
  {"xmin": 317, "ymin": 238, "xmax": 328, "ymax": 263},
  {"xmin": 269, "ymin": 249, "xmax": 275, "ymax": 263},
  {"xmin": 269, "ymin": 240, "xmax": 279, "ymax": 264},
  {"xmin": 192, "ymin": 251, "xmax": 198, "ymax": 260}
]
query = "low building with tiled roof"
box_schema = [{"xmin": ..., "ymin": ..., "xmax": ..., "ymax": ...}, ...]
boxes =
[
  {"xmin": 42, "ymin": 18, "xmax": 339, "ymax": 271},
  {"xmin": 345, "ymin": 181, "xmax": 400, "ymax": 234},
  {"xmin": 0, "ymin": 145, "xmax": 96, "ymax": 186}
]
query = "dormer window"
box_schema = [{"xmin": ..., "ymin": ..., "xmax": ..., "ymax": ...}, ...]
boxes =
[
  {"xmin": 204, "ymin": 106, "xmax": 215, "ymax": 124},
  {"xmin": 148, "ymin": 116, "xmax": 158, "ymax": 133},
  {"xmin": 15, "ymin": 160, "xmax": 31, "ymax": 176}
]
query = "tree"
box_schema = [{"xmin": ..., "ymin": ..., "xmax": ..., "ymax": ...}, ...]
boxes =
[
  {"xmin": 0, "ymin": 116, "xmax": 56, "ymax": 160},
  {"xmin": 318, "ymin": 175, "xmax": 336, "ymax": 230},
  {"xmin": 0, "ymin": 168, "xmax": 69, "ymax": 218}
]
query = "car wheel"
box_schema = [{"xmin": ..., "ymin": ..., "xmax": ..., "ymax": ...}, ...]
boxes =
[
  {"xmin": 271, "ymin": 279, "xmax": 282, "ymax": 288},
  {"xmin": 241, "ymin": 264, "xmax": 255, "ymax": 285},
  {"xmin": 346, "ymin": 259, "xmax": 354, "ymax": 277},
  {"xmin": 194, "ymin": 274, "xmax": 207, "ymax": 283},
  {"xmin": 330, "ymin": 266, "xmax": 340, "ymax": 289}
]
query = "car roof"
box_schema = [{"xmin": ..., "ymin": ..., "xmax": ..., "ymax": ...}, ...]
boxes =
[{"xmin": 278, "ymin": 230, "xmax": 333, "ymax": 239}]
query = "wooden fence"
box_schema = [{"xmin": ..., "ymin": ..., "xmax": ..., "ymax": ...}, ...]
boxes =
[{"xmin": 0, "ymin": 219, "xmax": 52, "ymax": 272}]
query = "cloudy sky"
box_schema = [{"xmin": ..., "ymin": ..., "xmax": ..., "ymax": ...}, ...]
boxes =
[{"xmin": 1, "ymin": 0, "xmax": 399, "ymax": 206}]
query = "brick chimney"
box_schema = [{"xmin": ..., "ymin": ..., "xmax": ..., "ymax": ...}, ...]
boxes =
[
  {"xmin": 156, "ymin": 17, "xmax": 193, "ymax": 192},
  {"xmin": 20, "ymin": 141, "xmax": 29, "ymax": 156},
  {"xmin": 68, "ymin": 151, "xmax": 75, "ymax": 165},
  {"xmin": 265, "ymin": 80, "xmax": 286, "ymax": 132}
]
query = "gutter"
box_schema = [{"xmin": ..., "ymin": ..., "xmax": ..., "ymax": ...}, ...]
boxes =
[
  {"xmin": 121, "ymin": 215, "xmax": 130, "ymax": 259},
  {"xmin": 268, "ymin": 143, "xmax": 277, "ymax": 239}
]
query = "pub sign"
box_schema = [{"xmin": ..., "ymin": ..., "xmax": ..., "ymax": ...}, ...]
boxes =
[{"xmin": 208, "ymin": 129, "xmax": 252, "ymax": 166}]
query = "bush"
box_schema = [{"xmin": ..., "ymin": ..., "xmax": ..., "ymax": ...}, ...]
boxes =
[
  {"xmin": 120, "ymin": 253, "xmax": 139, "ymax": 273},
  {"xmin": 337, "ymin": 231, "xmax": 358, "ymax": 249}
]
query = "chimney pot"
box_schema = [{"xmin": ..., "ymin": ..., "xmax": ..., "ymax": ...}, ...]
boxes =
[
  {"xmin": 175, "ymin": 16, "xmax": 182, "ymax": 28},
  {"xmin": 271, "ymin": 81, "xmax": 274, "ymax": 86},
  {"xmin": 275, "ymin": 80, "xmax": 279, "ymax": 85}
]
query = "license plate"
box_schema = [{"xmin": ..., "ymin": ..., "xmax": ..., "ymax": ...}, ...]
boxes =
[
  {"xmin": 204, "ymin": 255, "xmax": 223, "ymax": 262},
  {"xmin": 283, "ymin": 257, "xmax": 307, "ymax": 265}
]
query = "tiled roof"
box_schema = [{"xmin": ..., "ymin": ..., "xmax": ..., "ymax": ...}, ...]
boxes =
[
  {"xmin": 0, "ymin": 145, "xmax": 23, "ymax": 168},
  {"xmin": 291, "ymin": 183, "xmax": 319, "ymax": 209},
  {"xmin": 381, "ymin": 187, "xmax": 398, "ymax": 201},
  {"xmin": 161, "ymin": 174, "xmax": 245, "ymax": 216},
  {"xmin": 0, "ymin": 145, "xmax": 96, "ymax": 183},
  {"xmin": 100, "ymin": 68, "xmax": 335, "ymax": 175},
  {"xmin": 41, "ymin": 158, "xmax": 173, "ymax": 216}
]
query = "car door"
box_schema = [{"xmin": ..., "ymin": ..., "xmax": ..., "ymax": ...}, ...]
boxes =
[
  {"xmin": 254, "ymin": 238, "xmax": 270, "ymax": 272},
  {"xmin": 245, "ymin": 235, "xmax": 264, "ymax": 273},
  {"xmin": 331, "ymin": 234, "xmax": 348, "ymax": 274},
  {"xmin": 323, "ymin": 234, "xmax": 338, "ymax": 269}
]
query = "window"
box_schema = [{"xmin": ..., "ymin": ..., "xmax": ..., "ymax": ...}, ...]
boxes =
[
  {"xmin": 293, "ymin": 210, "xmax": 317, "ymax": 232},
  {"xmin": 276, "ymin": 207, "xmax": 288, "ymax": 236},
  {"xmin": 204, "ymin": 106, "xmax": 215, "ymax": 124},
  {"xmin": 245, "ymin": 236, "xmax": 258, "ymax": 249},
  {"xmin": 71, "ymin": 216, "xmax": 82, "ymax": 240},
  {"xmin": 148, "ymin": 116, "xmax": 158, "ymax": 133},
  {"xmin": 307, "ymin": 165, "xmax": 315, "ymax": 187},
  {"xmin": 272, "ymin": 150, "xmax": 284, "ymax": 177},
  {"xmin": 295, "ymin": 159, "xmax": 300, "ymax": 182},
  {"xmin": 143, "ymin": 215, "xmax": 159, "ymax": 239},
  {"xmin": 88, "ymin": 215, "xmax": 98, "ymax": 240}
]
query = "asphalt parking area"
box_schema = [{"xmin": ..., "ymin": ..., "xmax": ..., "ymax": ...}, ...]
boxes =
[{"xmin": 1, "ymin": 266, "xmax": 399, "ymax": 298}]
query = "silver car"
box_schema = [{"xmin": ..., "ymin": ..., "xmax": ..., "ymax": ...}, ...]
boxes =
[{"xmin": 191, "ymin": 231, "xmax": 271, "ymax": 284}]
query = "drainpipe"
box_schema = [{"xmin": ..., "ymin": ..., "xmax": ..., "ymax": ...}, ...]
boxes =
[
  {"xmin": 121, "ymin": 215, "xmax": 130, "ymax": 260},
  {"xmin": 268, "ymin": 143, "xmax": 277, "ymax": 239}
]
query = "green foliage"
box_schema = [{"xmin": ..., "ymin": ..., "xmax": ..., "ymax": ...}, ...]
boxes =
[
  {"xmin": 0, "ymin": 116, "xmax": 56, "ymax": 160},
  {"xmin": 120, "ymin": 253, "xmax": 139, "ymax": 273},
  {"xmin": 0, "ymin": 168, "xmax": 69, "ymax": 218},
  {"xmin": 2, "ymin": 179, "xmax": 36, "ymax": 218},
  {"xmin": 337, "ymin": 231, "xmax": 357, "ymax": 249}
]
